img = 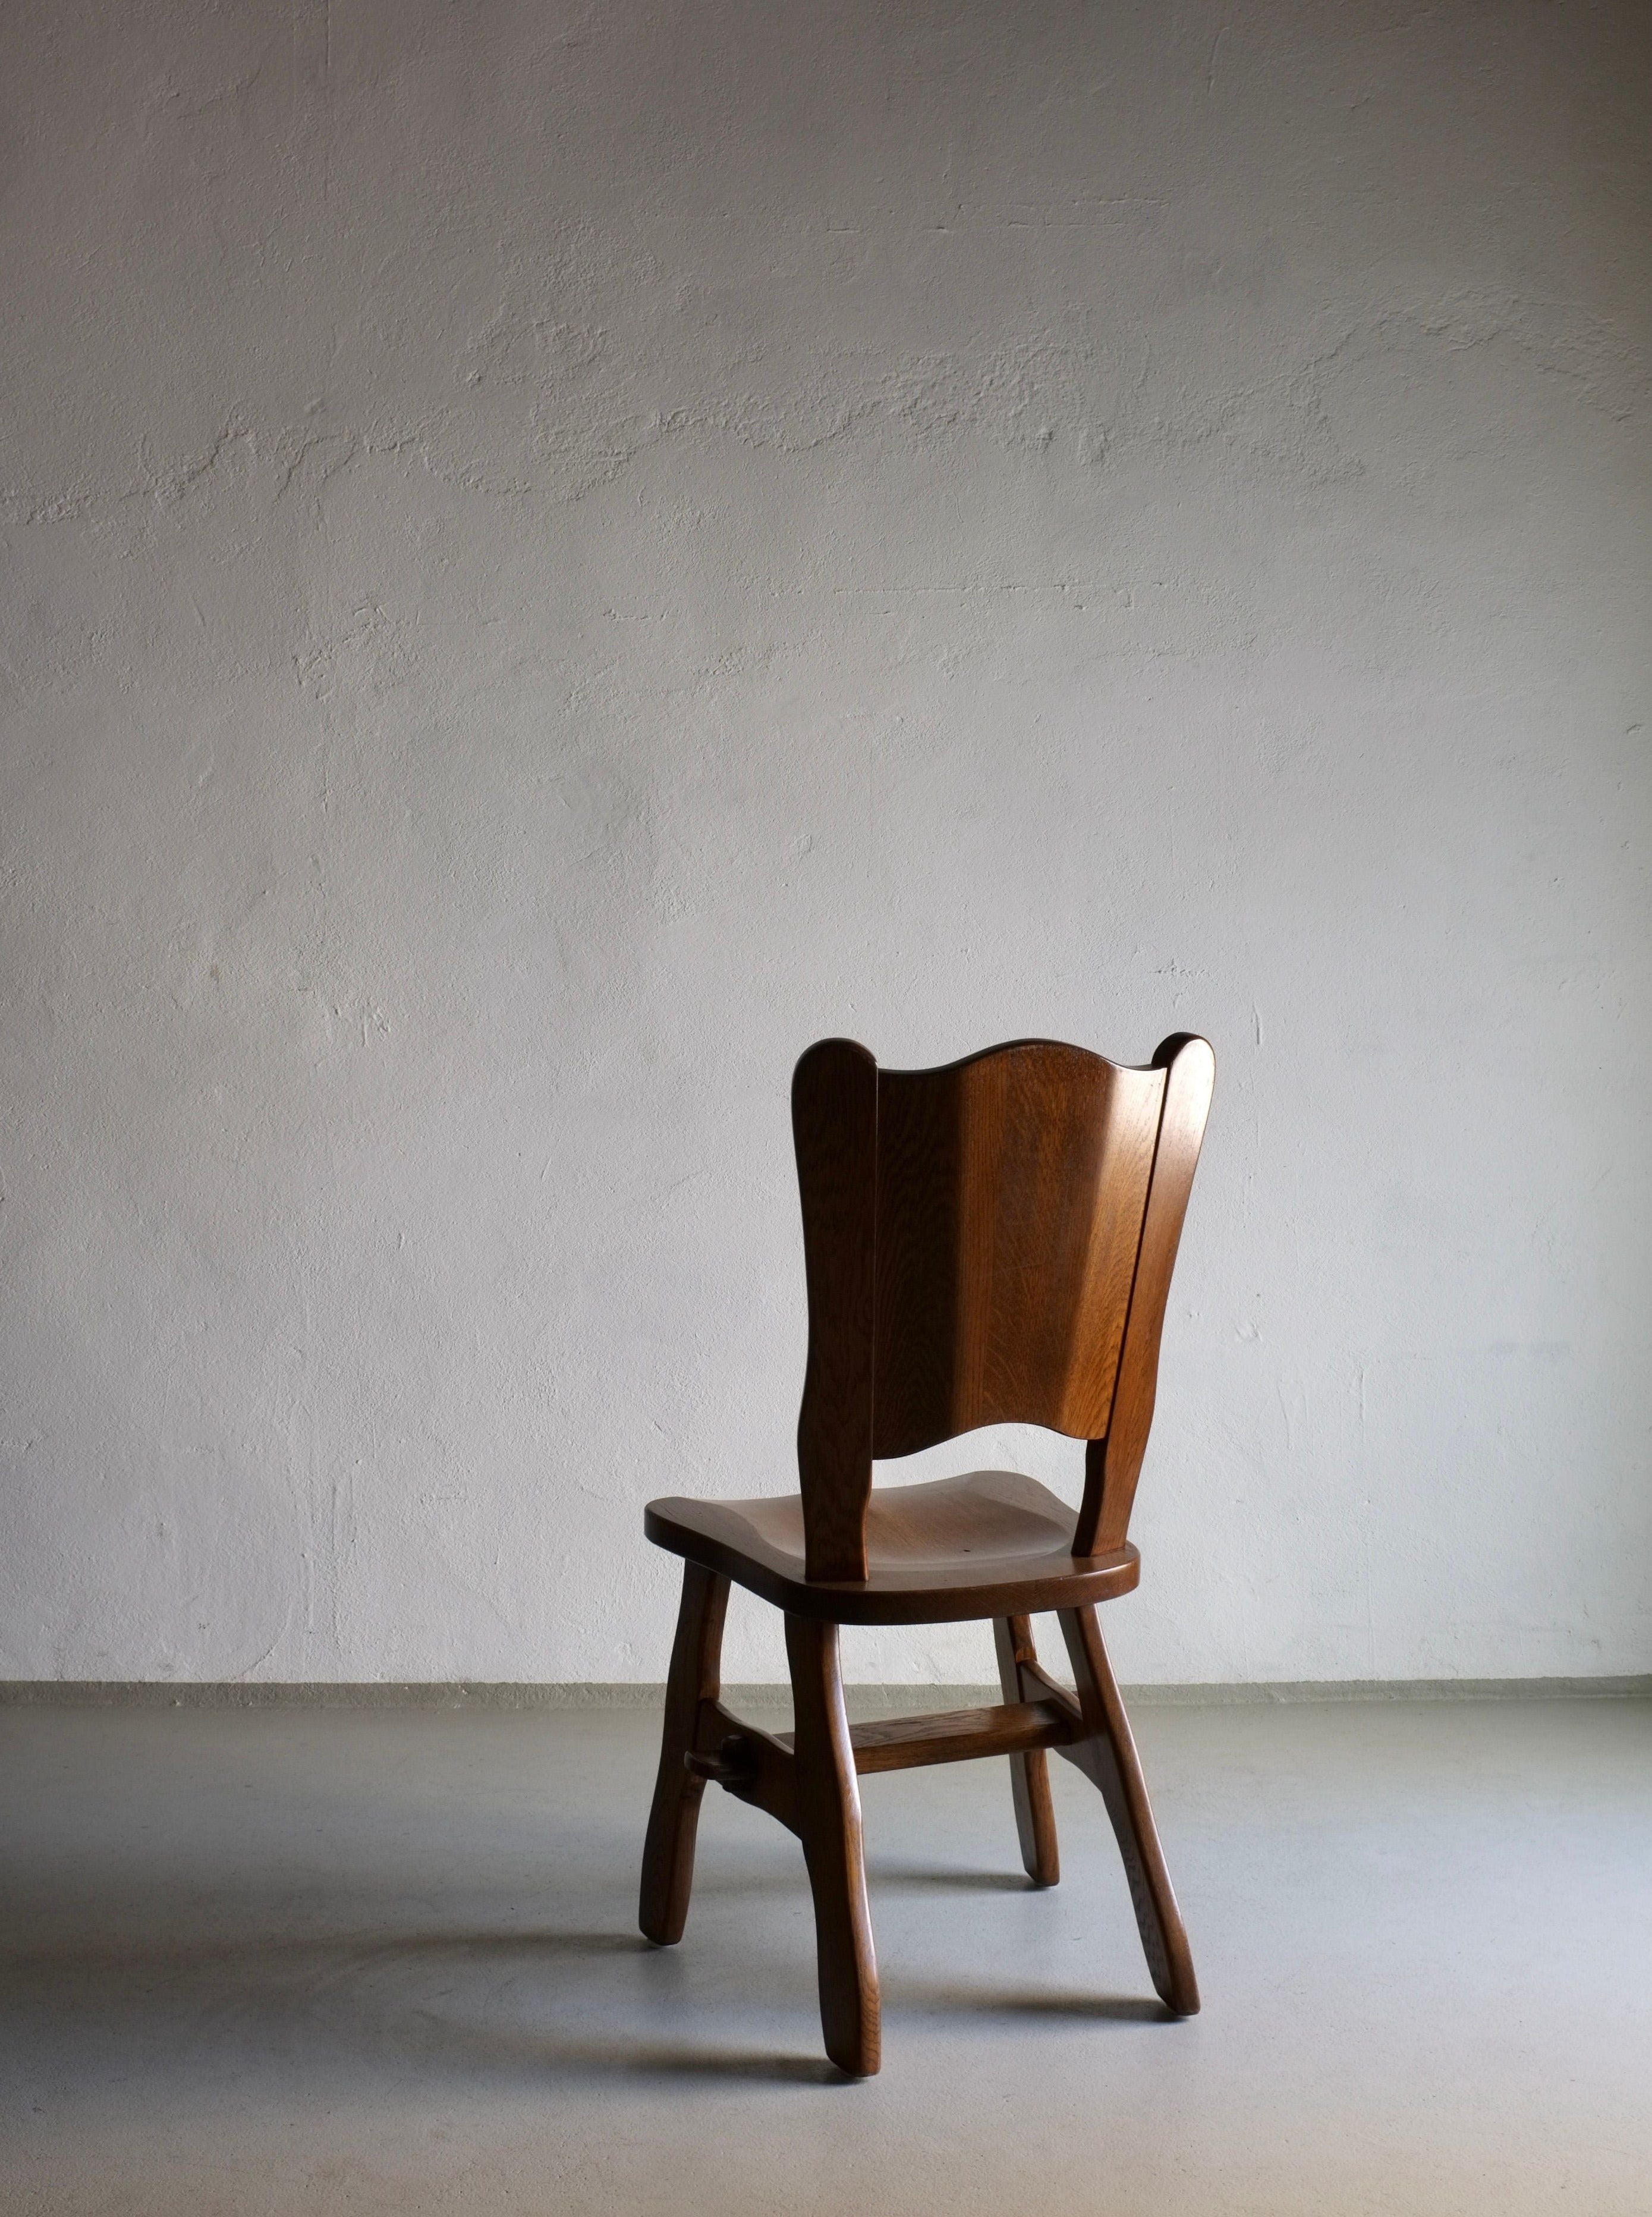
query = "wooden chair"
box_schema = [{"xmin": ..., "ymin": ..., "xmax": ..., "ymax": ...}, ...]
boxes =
[{"xmin": 640, "ymin": 1032, "xmax": 1216, "ymax": 2076}]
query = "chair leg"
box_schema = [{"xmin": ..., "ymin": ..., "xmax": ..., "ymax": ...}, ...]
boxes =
[
  {"xmin": 993, "ymin": 1615, "xmax": 1061, "ymax": 1886},
  {"xmin": 1057, "ymin": 1604, "xmax": 1200, "ymax": 2016},
  {"xmin": 640, "ymin": 1562, "xmax": 729, "ymax": 1946},
  {"xmin": 785, "ymin": 1614, "xmax": 880, "ymax": 2077}
]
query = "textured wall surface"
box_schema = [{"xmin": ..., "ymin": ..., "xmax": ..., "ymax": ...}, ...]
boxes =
[{"xmin": 2, "ymin": 0, "xmax": 1648, "ymax": 1687}]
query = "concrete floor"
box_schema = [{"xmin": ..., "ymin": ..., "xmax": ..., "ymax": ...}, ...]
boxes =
[{"xmin": 2, "ymin": 1697, "xmax": 1648, "ymax": 2215}]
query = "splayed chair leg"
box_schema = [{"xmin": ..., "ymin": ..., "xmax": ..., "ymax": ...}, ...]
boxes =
[
  {"xmin": 786, "ymin": 1614, "xmax": 881, "ymax": 2076},
  {"xmin": 640, "ymin": 1563, "xmax": 729, "ymax": 1945},
  {"xmin": 1056, "ymin": 1603, "xmax": 1200, "ymax": 2015},
  {"xmin": 994, "ymin": 1614, "xmax": 1061, "ymax": 1886}
]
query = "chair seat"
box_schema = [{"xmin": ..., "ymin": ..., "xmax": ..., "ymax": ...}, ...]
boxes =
[{"xmin": 644, "ymin": 1469, "xmax": 1140, "ymax": 1626}]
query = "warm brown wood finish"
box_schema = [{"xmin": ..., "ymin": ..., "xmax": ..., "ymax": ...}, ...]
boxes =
[
  {"xmin": 792, "ymin": 1040, "xmax": 878, "ymax": 1582},
  {"xmin": 1072, "ymin": 1033, "xmax": 1216, "ymax": 1555},
  {"xmin": 786, "ymin": 1616, "xmax": 880, "ymax": 2077},
  {"xmin": 872, "ymin": 1042, "xmax": 1165, "ymax": 1455},
  {"xmin": 689, "ymin": 1699, "xmax": 800, "ymax": 1833},
  {"xmin": 638, "ymin": 1563, "xmax": 729, "ymax": 1946},
  {"xmin": 641, "ymin": 1032, "xmax": 1214, "ymax": 2073},
  {"xmin": 675, "ymin": 1694, "xmax": 1076, "ymax": 1803},
  {"xmin": 995, "ymin": 1614, "xmax": 1061, "ymax": 1885},
  {"xmin": 1056, "ymin": 1605, "xmax": 1200, "ymax": 2015},
  {"xmin": 644, "ymin": 1468, "xmax": 1140, "ymax": 1625},
  {"xmin": 790, "ymin": 1697, "xmax": 1078, "ymax": 1775}
]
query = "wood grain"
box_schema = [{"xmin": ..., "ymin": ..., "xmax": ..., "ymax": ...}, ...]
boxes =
[
  {"xmin": 1073, "ymin": 1033, "xmax": 1216, "ymax": 1555},
  {"xmin": 643, "ymin": 1029, "xmax": 1214, "ymax": 2070},
  {"xmin": 791, "ymin": 1039, "xmax": 878, "ymax": 1581},
  {"xmin": 995, "ymin": 1613, "xmax": 1061, "ymax": 1885},
  {"xmin": 873, "ymin": 1042, "xmax": 1164, "ymax": 1457},
  {"xmin": 691, "ymin": 1699, "xmax": 800, "ymax": 1833},
  {"xmin": 638, "ymin": 1563, "xmax": 729, "ymax": 1946},
  {"xmin": 1056, "ymin": 1604, "xmax": 1200, "ymax": 2015},
  {"xmin": 644, "ymin": 1467, "xmax": 1141, "ymax": 1625},
  {"xmin": 776, "ymin": 1698, "xmax": 1076, "ymax": 1775},
  {"xmin": 786, "ymin": 1615, "xmax": 880, "ymax": 2076}
]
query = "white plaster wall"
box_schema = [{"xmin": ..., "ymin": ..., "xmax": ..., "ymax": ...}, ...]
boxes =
[{"xmin": 2, "ymin": 0, "xmax": 1648, "ymax": 1688}]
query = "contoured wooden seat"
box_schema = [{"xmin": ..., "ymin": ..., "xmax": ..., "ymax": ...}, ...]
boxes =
[
  {"xmin": 640, "ymin": 1032, "xmax": 1216, "ymax": 2076},
  {"xmin": 644, "ymin": 1467, "xmax": 1142, "ymax": 1623}
]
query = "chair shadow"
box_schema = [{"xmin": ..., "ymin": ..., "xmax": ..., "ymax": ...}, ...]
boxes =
[
  {"xmin": 530, "ymin": 2035, "xmax": 842, "ymax": 2086},
  {"xmin": 5, "ymin": 1876, "xmax": 1171, "ymax": 2095},
  {"xmin": 2, "ymin": 1924, "xmax": 846, "ymax": 2092},
  {"xmin": 888, "ymin": 1976, "xmax": 1173, "ymax": 2024},
  {"xmin": 3, "ymin": 1926, "xmax": 652, "ymax": 1973},
  {"xmin": 866, "ymin": 1861, "xmax": 1032, "ymax": 1893}
]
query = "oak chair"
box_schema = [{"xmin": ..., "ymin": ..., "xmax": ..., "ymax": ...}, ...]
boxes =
[{"xmin": 640, "ymin": 1032, "xmax": 1216, "ymax": 2076}]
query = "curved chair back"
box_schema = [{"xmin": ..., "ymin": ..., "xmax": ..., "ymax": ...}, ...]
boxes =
[{"xmin": 792, "ymin": 1034, "xmax": 1214, "ymax": 1580}]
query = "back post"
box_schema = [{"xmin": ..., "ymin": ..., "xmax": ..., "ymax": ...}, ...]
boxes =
[
  {"xmin": 791, "ymin": 1039, "xmax": 879, "ymax": 1582},
  {"xmin": 1072, "ymin": 1033, "xmax": 1216, "ymax": 1556}
]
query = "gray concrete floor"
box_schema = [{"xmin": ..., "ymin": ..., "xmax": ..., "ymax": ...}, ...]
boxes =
[{"xmin": 2, "ymin": 1697, "xmax": 1649, "ymax": 2215}]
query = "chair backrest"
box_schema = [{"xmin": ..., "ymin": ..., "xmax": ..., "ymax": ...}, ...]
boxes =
[{"xmin": 792, "ymin": 1034, "xmax": 1214, "ymax": 1581}]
